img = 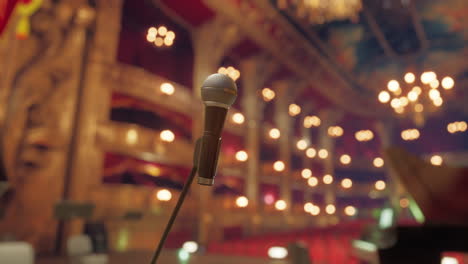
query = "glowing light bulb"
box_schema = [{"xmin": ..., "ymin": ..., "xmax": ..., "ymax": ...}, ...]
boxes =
[
  {"xmin": 154, "ymin": 37, "xmax": 164, "ymax": 47},
  {"xmin": 414, "ymin": 103, "xmax": 424, "ymax": 113},
  {"xmin": 306, "ymin": 148, "xmax": 316, "ymax": 158},
  {"xmin": 407, "ymin": 91, "xmax": 418, "ymax": 102},
  {"xmin": 387, "ymin": 80, "xmax": 400, "ymax": 92},
  {"xmin": 404, "ymin": 72, "xmax": 415, "ymax": 83},
  {"xmin": 262, "ymin": 88, "xmax": 276, "ymax": 101},
  {"xmin": 441, "ymin": 76, "xmax": 454, "ymax": 90},
  {"xmin": 232, "ymin": 113, "xmax": 245, "ymax": 124},
  {"xmin": 429, "ymin": 79, "xmax": 439, "ymax": 89},
  {"xmin": 323, "ymin": 174, "xmax": 333, "ymax": 184},
  {"xmin": 375, "ymin": 180, "xmax": 386, "ymax": 191},
  {"xmin": 429, "ymin": 89, "xmax": 440, "ymax": 100},
  {"xmin": 235, "ymin": 150, "xmax": 248, "ymax": 162},
  {"xmin": 378, "ymin": 91, "xmax": 390, "ymax": 103},
  {"xmin": 325, "ymin": 204, "xmax": 336, "ymax": 215},
  {"xmin": 373, "ymin": 157, "xmax": 384, "ymax": 168},
  {"xmin": 301, "ymin": 168, "xmax": 312, "ymax": 179},
  {"xmin": 182, "ymin": 241, "xmax": 198, "ymax": 253},
  {"xmin": 273, "ymin": 161, "xmax": 285, "ymax": 172},
  {"xmin": 344, "ymin": 206, "xmax": 356, "ymax": 216},
  {"xmin": 310, "ymin": 205, "xmax": 320, "ymax": 216},
  {"xmin": 160, "ymin": 82, "xmax": 175, "ymax": 95},
  {"xmin": 275, "ymin": 200, "xmax": 287, "ymax": 211},
  {"xmin": 412, "ymin": 86, "xmax": 422, "ymax": 95},
  {"xmin": 390, "ymin": 98, "xmax": 401, "ymax": 108},
  {"xmin": 268, "ymin": 246, "xmax": 288, "ymax": 259},
  {"xmin": 269, "ymin": 128, "xmax": 280, "ymax": 139},
  {"xmin": 156, "ymin": 189, "xmax": 172, "ymax": 201},
  {"xmin": 148, "ymin": 27, "xmax": 157, "ymax": 36},
  {"xmin": 318, "ymin": 149, "xmax": 328, "ymax": 159},
  {"xmin": 296, "ymin": 139, "xmax": 308, "ymax": 150},
  {"xmin": 289, "ymin": 104, "xmax": 301, "ymax": 116},
  {"xmin": 126, "ymin": 129, "xmax": 138, "ymax": 145},
  {"xmin": 430, "ymin": 155, "xmax": 443, "ymax": 166},
  {"xmin": 236, "ymin": 196, "xmax": 249, "ymax": 208},
  {"xmin": 341, "ymin": 178, "xmax": 352, "ymax": 189},
  {"xmin": 433, "ymin": 97, "xmax": 443, "ymax": 107},
  {"xmin": 421, "ymin": 71, "xmax": 436, "ymax": 84},
  {"xmin": 308, "ymin": 177, "xmax": 318, "ymax": 187},
  {"xmin": 399, "ymin": 198, "xmax": 409, "ymax": 208},
  {"xmin": 160, "ymin": 130, "xmax": 175, "ymax": 142},
  {"xmin": 304, "ymin": 202, "xmax": 313, "ymax": 212},
  {"xmin": 166, "ymin": 31, "xmax": 175, "ymax": 40},
  {"xmin": 340, "ymin": 154, "xmax": 351, "ymax": 165}
]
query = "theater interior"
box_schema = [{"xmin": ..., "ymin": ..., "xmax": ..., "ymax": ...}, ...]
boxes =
[{"xmin": 0, "ymin": 0, "xmax": 467, "ymax": 263}]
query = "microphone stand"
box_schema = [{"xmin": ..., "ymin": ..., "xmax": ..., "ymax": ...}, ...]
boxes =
[{"xmin": 149, "ymin": 139, "xmax": 202, "ymax": 264}]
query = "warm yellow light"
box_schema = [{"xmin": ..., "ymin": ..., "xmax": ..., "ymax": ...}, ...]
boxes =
[
  {"xmin": 158, "ymin": 26, "xmax": 167, "ymax": 36},
  {"xmin": 304, "ymin": 115, "xmax": 321, "ymax": 128},
  {"xmin": 323, "ymin": 174, "xmax": 333, "ymax": 184},
  {"xmin": 399, "ymin": 97, "xmax": 409, "ymax": 107},
  {"xmin": 144, "ymin": 164, "xmax": 161, "ymax": 177},
  {"xmin": 401, "ymin": 129, "xmax": 420, "ymax": 141},
  {"xmin": 375, "ymin": 180, "xmax": 386, "ymax": 191},
  {"xmin": 308, "ymin": 177, "xmax": 318, "ymax": 187},
  {"xmin": 387, "ymin": 80, "xmax": 400, "ymax": 92},
  {"xmin": 344, "ymin": 206, "xmax": 356, "ymax": 216},
  {"xmin": 166, "ymin": 31, "xmax": 175, "ymax": 40},
  {"xmin": 301, "ymin": 169, "xmax": 312, "ymax": 179},
  {"xmin": 148, "ymin": 27, "xmax": 157, "ymax": 36},
  {"xmin": 289, "ymin": 104, "xmax": 301, "ymax": 116},
  {"xmin": 421, "ymin": 71, "xmax": 436, "ymax": 84},
  {"xmin": 146, "ymin": 33, "xmax": 156, "ymax": 42},
  {"xmin": 310, "ymin": 205, "xmax": 320, "ymax": 216},
  {"xmin": 390, "ymin": 98, "xmax": 401, "ymax": 108},
  {"xmin": 156, "ymin": 189, "xmax": 172, "ymax": 201},
  {"xmin": 154, "ymin": 37, "xmax": 164, "ymax": 47},
  {"xmin": 378, "ymin": 91, "xmax": 390, "ymax": 103},
  {"xmin": 304, "ymin": 202, "xmax": 313, "ymax": 213},
  {"xmin": 441, "ymin": 76, "xmax": 454, "ymax": 90},
  {"xmin": 273, "ymin": 161, "xmax": 285, "ymax": 172},
  {"xmin": 269, "ymin": 128, "xmax": 281, "ymax": 139},
  {"xmin": 373, "ymin": 157, "xmax": 384, "ymax": 168},
  {"xmin": 236, "ymin": 196, "xmax": 249, "ymax": 208},
  {"xmin": 275, "ymin": 200, "xmax": 287, "ymax": 211},
  {"xmin": 126, "ymin": 129, "xmax": 138, "ymax": 144},
  {"xmin": 447, "ymin": 123, "xmax": 457, "ymax": 134},
  {"xmin": 412, "ymin": 86, "xmax": 422, "ymax": 95},
  {"xmin": 160, "ymin": 130, "xmax": 175, "ymax": 142},
  {"xmin": 318, "ymin": 149, "xmax": 328, "ymax": 159},
  {"xmin": 160, "ymin": 82, "xmax": 175, "ymax": 95},
  {"xmin": 325, "ymin": 204, "xmax": 336, "ymax": 215},
  {"xmin": 340, "ymin": 154, "xmax": 351, "ymax": 165},
  {"xmin": 433, "ymin": 97, "xmax": 443, "ymax": 107},
  {"xmin": 407, "ymin": 91, "xmax": 418, "ymax": 102},
  {"xmin": 430, "ymin": 155, "xmax": 443, "ymax": 166},
  {"xmin": 400, "ymin": 198, "xmax": 409, "ymax": 208},
  {"xmin": 458, "ymin": 121, "xmax": 467, "ymax": 132},
  {"xmin": 262, "ymin": 88, "xmax": 276, "ymax": 101},
  {"xmin": 404, "ymin": 72, "xmax": 415, "ymax": 83},
  {"xmin": 414, "ymin": 103, "xmax": 424, "ymax": 113},
  {"xmin": 328, "ymin": 126, "xmax": 344, "ymax": 137},
  {"xmin": 394, "ymin": 107, "xmax": 405, "ymax": 114},
  {"xmin": 218, "ymin": 66, "xmax": 240, "ymax": 81},
  {"xmin": 306, "ymin": 148, "xmax": 316, "ymax": 158},
  {"xmin": 355, "ymin": 130, "xmax": 374, "ymax": 142},
  {"xmin": 341, "ymin": 178, "xmax": 352, "ymax": 189},
  {"xmin": 429, "ymin": 79, "xmax": 439, "ymax": 89},
  {"xmin": 232, "ymin": 113, "xmax": 245, "ymax": 124},
  {"xmin": 429, "ymin": 89, "xmax": 440, "ymax": 100},
  {"xmin": 296, "ymin": 139, "xmax": 308, "ymax": 150},
  {"xmin": 235, "ymin": 150, "xmax": 248, "ymax": 162},
  {"xmin": 164, "ymin": 37, "xmax": 174, "ymax": 46}
]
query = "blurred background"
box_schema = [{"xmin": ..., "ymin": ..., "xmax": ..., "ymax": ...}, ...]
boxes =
[{"xmin": 0, "ymin": 0, "xmax": 467, "ymax": 263}]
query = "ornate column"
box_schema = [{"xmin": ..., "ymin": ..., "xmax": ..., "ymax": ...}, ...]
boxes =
[
  {"xmin": 375, "ymin": 120, "xmax": 402, "ymax": 211},
  {"xmin": 0, "ymin": 1, "xmax": 95, "ymax": 253},
  {"xmin": 317, "ymin": 109, "xmax": 342, "ymax": 209},
  {"xmin": 240, "ymin": 55, "xmax": 277, "ymax": 234},
  {"xmin": 65, "ymin": 0, "xmax": 124, "ymax": 242},
  {"xmin": 191, "ymin": 16, "xmax": 241, "ymax": 245},
  {"xmin": 273, "ymin": 80, "xmax": 294, "ymax": 214}
]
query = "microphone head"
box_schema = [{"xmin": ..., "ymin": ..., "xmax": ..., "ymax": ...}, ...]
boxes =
[{"xmin": 201, "ymin": 73, "xmax": 237, "ymax": 109}]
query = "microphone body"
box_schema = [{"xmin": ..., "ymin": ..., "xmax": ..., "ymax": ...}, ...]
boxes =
[{"xmin": 197, "ymin": 74, "xmax": 237, "ymax": 186}]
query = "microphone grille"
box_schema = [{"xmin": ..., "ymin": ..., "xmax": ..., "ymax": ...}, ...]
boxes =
[{"xmin": 201, "ymin": 73, "xmax": 237, "ymax": 108}]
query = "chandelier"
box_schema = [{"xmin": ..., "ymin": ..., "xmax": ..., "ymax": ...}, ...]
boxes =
[
  {"xmin": 377, "ymin": 71, "xmax": 455, "ymax": 125},
  {"xmin": 277, "ymin": 0, "xmax": 363, "ymax": 24}
]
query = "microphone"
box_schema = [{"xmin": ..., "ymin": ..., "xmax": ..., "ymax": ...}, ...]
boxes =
[{"xmin": 197, "ymin": 73, "xmax": 237, "ymax": 186}]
